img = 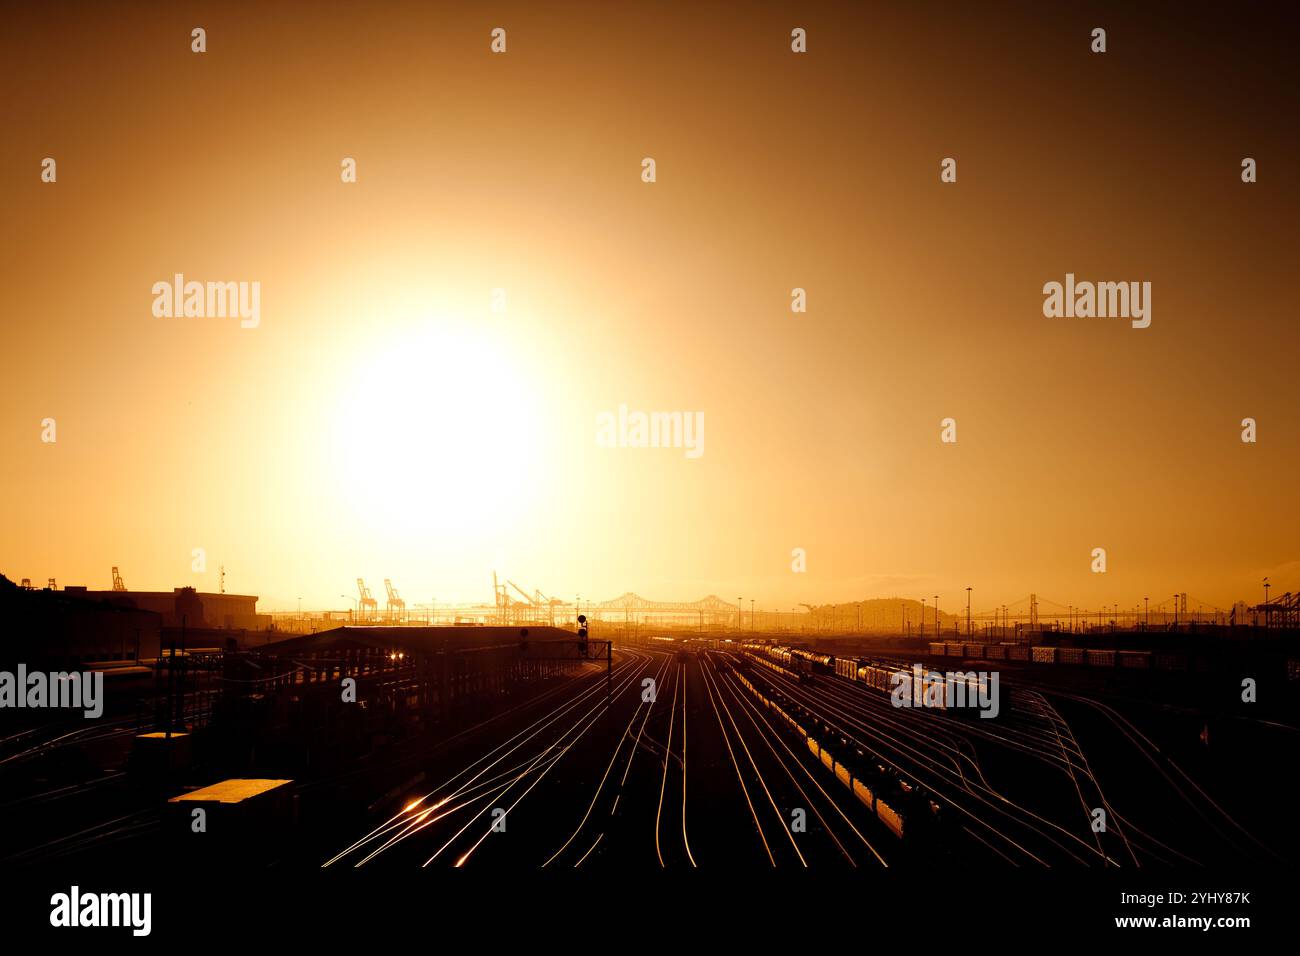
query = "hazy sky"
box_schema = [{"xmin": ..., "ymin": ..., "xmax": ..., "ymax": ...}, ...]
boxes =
[{"xmin": 3, "ymin": 2, "xmax": 1297, "ymax": 613}]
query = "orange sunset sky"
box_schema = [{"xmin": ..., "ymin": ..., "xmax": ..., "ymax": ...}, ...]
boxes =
[{"xmin": 2, "ymin": 2, "xmax": 1297, "ymax": 612}]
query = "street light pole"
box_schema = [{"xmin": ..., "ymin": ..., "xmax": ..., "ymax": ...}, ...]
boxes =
[{"xmin": 965, "ymin": 587, "xmax": 972, "ymax": 637}]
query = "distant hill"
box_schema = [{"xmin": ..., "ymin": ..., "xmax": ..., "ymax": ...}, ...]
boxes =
[{"xmin": 800, "ymin": 597, "xmax": 960, "ymax": 634}]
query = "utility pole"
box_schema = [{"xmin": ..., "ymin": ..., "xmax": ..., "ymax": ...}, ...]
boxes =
[{"xmin": 965, "ymin": 587, "xmax": 972, "ymax": 637}]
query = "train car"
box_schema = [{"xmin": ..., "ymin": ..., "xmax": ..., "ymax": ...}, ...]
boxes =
[
  {"xmin": 1057, "ymin": 647, "xmax": 1085, "ymax": 666},
  {"xmin": 1031, "ymin": 646, "xmax": 1057, "ymax": 664},
  {"xmin": 1007, "ymin": 644, "xmax": 1030, "ymax": 662},
  {"xmin": 834, "ymin": 760, "xmax": 852, "ymax": 788},
  {"xmin": 1118, "ymin": 650, "xmax": 1151, "ymax": 670},
  {"xmin": 863, "ymin": 660, "xmax": 915, "ymax": 697},
  {"xmin": 834, "ymin": 656, "xmax": 859, "ymax": 680},
  {"xmin": 985, "ymin": 644, "xmax": 1006, "ymax": 660},
  {"xmin": 1085, "ymin": 648, "xmax": 1116, "ymax": 667},
  {"xmin": 963, "ymin": 643, "xmax": 985, "ymax": 658},
  {"xmin": 876, "ymin": 797, "xmax": 905, "ymax": 838},
  {"xmin": 791, "ymin": 648, "xmax": 834, "ymax": 674},
  {"xmin": 1154, "ymin": 653, "xmax": 1186, "ymax": 671},
  {"xmin": 890, "ymin": 666, "xmax": 956, "ymax": 712},
  {"xmin": 854, "ymin": 661, "xmax": 1002, "ymax": 720},
  {"xmin": 943, "ymin": 670, "xmax": 997, "ymax": 718},
  {"xmin": 852, "ymin": 778, "xmax": 874, "ymax": 811},
  {"xmin": 928, "ymin": 642, "xmax": 946, "ymax": 657},
  {"xmin": 944, "ymin": 642, "xmax": 964, "ymax": 657}
]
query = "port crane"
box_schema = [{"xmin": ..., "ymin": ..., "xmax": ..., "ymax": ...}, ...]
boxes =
[
  {"xmin": 112, "ymin": 566, "xmax": 126, "ymax": 591},
  {"xmin": 384, "ymin": 578, "xmax": 406, "ymax": 620},
  {"xmin": 357, "ymin": 578, "xmax": 378, "ymax": 620}
]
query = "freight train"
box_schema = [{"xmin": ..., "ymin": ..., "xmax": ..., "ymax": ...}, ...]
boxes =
[
  {"xmin": 727, "ymin": 657, "xmax": 949, "ymax": 845},
  {"xmin": 742, "ymin": 644, "xmax": 993, "ymax": 716},
  {"xmin": 927, "ymin": 641, "xmax": 1177, "ymax": 670}
]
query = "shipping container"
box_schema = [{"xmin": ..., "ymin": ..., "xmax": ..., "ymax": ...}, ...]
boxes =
[
  {"xmin": 1118, "ymin": 650, "xmax": 1151, "ymax": 669},
  {"xmin": 1031, "ymin": 646, "xmax": 1058, "ymax": 664},
  {"xmin": 1085, "ymin": 649, "xmax": 1116, "ymax": 667}
]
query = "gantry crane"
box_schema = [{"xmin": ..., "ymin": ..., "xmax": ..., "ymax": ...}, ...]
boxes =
[
  {"xmin": 357, "ymin": 578, "xmax": 378, "ymax": 620},
  {"xmin": 384, "ymin": 578, "xmax": 406, "ymax": 620},
  {"xmin": 112, "ymin": 566, "xmax": 126, "ymax": 591},
  {"xmin": 508, "ymin": 580, "xmax": 541, "ymax": 625},
  {"xmin": 533, "ymin": 588, "xmax": 568, "ymax": 626},
  {"xmin": 493, "ymin": 572, "xmax": 512, "ymax": 624}
]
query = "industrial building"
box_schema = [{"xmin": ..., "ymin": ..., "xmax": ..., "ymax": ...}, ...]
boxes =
[
  {"xmin": 60, "ymin": 585, "xmax": 265, "ymax": 630},
  {"xmin": 0, "ymin": 576, "xmax": 162, "ymax": 666}
]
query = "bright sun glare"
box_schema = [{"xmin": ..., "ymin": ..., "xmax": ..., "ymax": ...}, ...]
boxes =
[{"xmin": 329, "ymin": 318, "xmax": 546, "ymax": 537}]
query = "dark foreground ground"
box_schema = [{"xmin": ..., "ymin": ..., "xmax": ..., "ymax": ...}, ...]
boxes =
[{"xmin": 0, "ymin": 639, "xmax": 1294, "ymax": 940}]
